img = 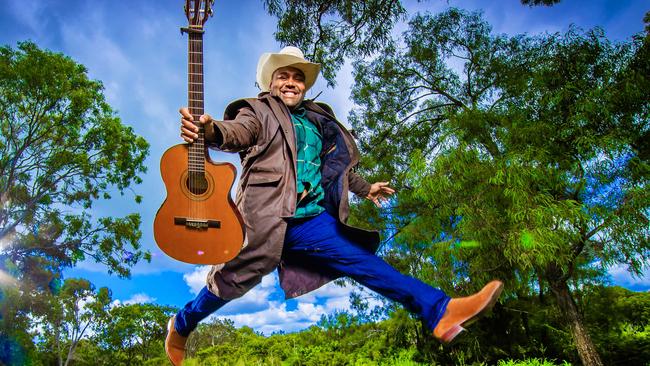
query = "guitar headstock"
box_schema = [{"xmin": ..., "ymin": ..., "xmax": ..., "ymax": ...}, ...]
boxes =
[{"xmin": 184, "ymin": 0, "xmax": 214, "ymax": 28}]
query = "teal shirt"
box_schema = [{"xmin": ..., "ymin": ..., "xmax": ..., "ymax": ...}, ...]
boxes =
[{"xmin": 291, "ymin": 107, "xmax": 325, "ymax": 218}]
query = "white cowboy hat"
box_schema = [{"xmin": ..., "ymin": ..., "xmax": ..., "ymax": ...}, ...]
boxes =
[{"xmin": 256, "ymin": 46, "xmax": 320, "ymax": 92}]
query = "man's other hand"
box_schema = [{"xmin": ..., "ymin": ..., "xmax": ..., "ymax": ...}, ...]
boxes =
[{"xmin": 366, "ymin": 182, "xmax": 395, "ymax": 207}]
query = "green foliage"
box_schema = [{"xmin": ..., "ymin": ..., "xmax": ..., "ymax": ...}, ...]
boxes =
[
  {"xmin": 23, "ymin": 298, "xmax": 176, "ymax": 366},
  {"xmin": 264, "ymin": 1, "xmax": 569, "ymax": 86},
  {"xmin": 498, "ymin": 359, "xmax": 570, "ymax": 366},
  {"xmin": 0, "ymin": 41, "xmax": 150, "ymax": 287},
  {"xmin": 96, "ymin": 302, "xmax": 177, "ymax": 365},
  {"xmin": 579, "ymin": 286, "xmax": 650, "ymax": 365},
  {"xmin": 0, "ymin": 285, "xmax": 40, "ymax": 365},
  {"xmin": 263, "ymin": 0, "xmax": 406, "ymax": 86},
  {"xmin": 31, "ymin": 278, "xmax": 112, "ymax": 366},
  {"xmin": 185, "ymin": 318, "xmax": 238, "ymax": 357},
  {"xmin": 184, "ymin": 313, "xmax": 428, "ymax": 365},
  {"xmin": 180, "ymin": 286, "xmax": 650, "ymax": 365},
  {"xmin": 348, "ymin": 7, "xmax": 648, "ymax": 365},
  {"xmin": 7, "ymin": 280, "xmax": 644, "ymax": 365},
  {"xmin": 520, "ymin": 0, "xmax": 562, "ymax": 6},
  {"xmin": 0, "ymin": 40, "xmax": 149, "ymax": 366}
]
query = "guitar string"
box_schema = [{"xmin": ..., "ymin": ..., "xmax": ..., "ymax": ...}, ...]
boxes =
[
  {"xmin": 193, "ymin": 31, "xmax": 196, "ymax": 221},
  {"xmin": 190, "ymin": 31, "xmax": 195, "ymax": 221},
  {"xmin": 188, "ymin": 31, "xmax": 191, "ymax": 221},
  {"xmin": 189, "ymin": 30, "xmax": 205, "ymax": 221}
]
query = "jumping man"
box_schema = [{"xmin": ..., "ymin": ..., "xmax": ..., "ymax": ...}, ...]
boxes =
[{"xmin": 165, "ymin": 46, "xmax": 504, "ymax": 365}]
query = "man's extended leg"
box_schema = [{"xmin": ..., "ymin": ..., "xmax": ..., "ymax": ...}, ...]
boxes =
[
  {"xmin": 283, "ymin": 212, "xmax": 450, "ymax": 329},
  {"xmin": 283, "ymin": 211, "xmax": 502, "ymax": 343}
]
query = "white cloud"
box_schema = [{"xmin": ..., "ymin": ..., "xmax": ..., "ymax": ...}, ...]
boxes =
[
  {"xmin": 294, "ymin": 279, "xmax": 385, "ymax": 312},
  {"xmin": 111, "ymin": 293, "xmax": 157, "ymax": 308},
  {"xmin": 180, "ymin": 263, "xmax": 390, "ymax": 334},
  {"xmin": 215, "ymin": 301, "xmax": 321, "ymax": 335},
  {"xmin": 218, "ymin": 272, "xmax": 278, "ymax": 315},
  {"xmin": 125, "ymin": 293, "xmax": 157, "ymax": 304},
  {"xmin": 204, "ymin": 277, "xmax": 386, "ymax": 334},
  {"xmin": 183, "ymin": 265, "xmax": 213, "ymax": 295},
  {"xmin": 609, "ymin": 264, "xmax": 650, "ymax": 289},
  {"xmin": 294, "ymin": 280, "xmax": 355, "ymax": 303},
  {"xmin": 182, "ymin": 266, "xmax": 277, "ymax": 315},
  {"xmin": 214, "ymin": 284, "xmax": 386, "ymax": 335}
]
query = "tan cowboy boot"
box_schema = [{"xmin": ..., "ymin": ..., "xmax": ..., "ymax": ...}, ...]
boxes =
[
  {"xmin": 433, "ymin": 280, "xmax": 504, "ymax": 344},
  {"xmin": 165, "ymin": 316, "xmax": 187, "ymax": 366}
]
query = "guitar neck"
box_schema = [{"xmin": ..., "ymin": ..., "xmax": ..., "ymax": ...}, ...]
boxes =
[{"xmin": 186, "ymin": 28, "xmax": 205, "ymax": 172}]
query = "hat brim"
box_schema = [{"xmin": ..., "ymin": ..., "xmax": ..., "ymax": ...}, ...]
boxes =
[{"xmin": 256, "ymin": 53, "xmax": 320, "ymax": 92}]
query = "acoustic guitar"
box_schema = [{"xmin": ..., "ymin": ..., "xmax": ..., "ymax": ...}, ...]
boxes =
[{"xmin": 154, "ymin": 0, "xmax": 244, "ymax": 264}]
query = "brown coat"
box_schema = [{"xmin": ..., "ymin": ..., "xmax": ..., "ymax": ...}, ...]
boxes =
[{"xmin": 205, "ymin": 93, "xmax": 380, "ymax": 300}]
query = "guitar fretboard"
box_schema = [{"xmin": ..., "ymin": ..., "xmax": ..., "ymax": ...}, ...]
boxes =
[{"xmin": 187, "ymin": 29, "xmax": 205, "ymax": 174}]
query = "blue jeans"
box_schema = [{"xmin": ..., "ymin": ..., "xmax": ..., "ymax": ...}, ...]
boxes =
[{"xmin": 175, "ymin": 211, "xmax": 450, "ymax": 336}]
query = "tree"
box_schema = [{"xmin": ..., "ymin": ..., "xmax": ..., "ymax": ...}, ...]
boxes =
[
  {"xmin": 98, "ymin": 303, "xmax": 176, "ymax": 365},
  {"xmin": 0, "ymin": 41, "xmax": 149, "ymax": 283},
  {"xmin": 262, "ymin": 1, "xmax": 564, "ymax": 86},
  {"xmin": 186, "ymin": 317, "xmax": 238, "ymax": 357},
  {"xmin": 263, "ymin": 0, "xmax": 407, "ymax": 86},
  {"xmin": 0, "ymin": 285, "xmax": 39, "ymax": 365},
  {"xmin": 521, "ymin": 0, "xmax": 562, "ymax": 6},
  {"xmin": 0, "ymin": 41, "xmax": 149, "ymax": 365},
  {"xmin": 32, "ymin": 278, "xmax": 111, "ymax": 366},
  {"xmin": 350, "ymin": 8, "xmax": 648, "ymax": 366},
  {"xmin": 580, "ymin": 286, "xmax": 650, "ymax": 364}
]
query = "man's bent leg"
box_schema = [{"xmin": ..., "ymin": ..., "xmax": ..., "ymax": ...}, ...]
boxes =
[
  {"xmin": 165, "ymin": 286, "xmax": 228, "ymax": 366},
  {"xmin": 175, "ymin": 286, "xmax": 229, "ymax": 336}
]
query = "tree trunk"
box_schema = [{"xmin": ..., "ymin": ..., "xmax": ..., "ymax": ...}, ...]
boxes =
[
  {"xmin": 548, "ymin": 278, "xmax": 604, "ymax": 366},
  {"xmin": 64, "ymin": 340, "xmax": 78, "ymax": 366},
  {"xmin": 55, "ymin": 323, "xmax": 63, "ymax": 366}
]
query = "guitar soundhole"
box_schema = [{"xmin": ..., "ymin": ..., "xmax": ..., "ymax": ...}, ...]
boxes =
[{"xmin": 186, "ymin": 172, "xmax": 209, "ymax": 195}]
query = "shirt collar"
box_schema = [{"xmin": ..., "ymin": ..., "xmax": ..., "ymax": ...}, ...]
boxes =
[{"xmin": 291, "ymin": 105, "xmax": 307, "ymax": 118}]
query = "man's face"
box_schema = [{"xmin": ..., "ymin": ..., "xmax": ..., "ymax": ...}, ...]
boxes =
[{"xmin": 269, "ymin": 66, "xmax": 306, "ymax": 110}]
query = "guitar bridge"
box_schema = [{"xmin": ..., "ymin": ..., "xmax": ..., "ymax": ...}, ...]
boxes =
[{"xmin": 174, "ymin": 217, "xmax": 221, "ymax": 230}]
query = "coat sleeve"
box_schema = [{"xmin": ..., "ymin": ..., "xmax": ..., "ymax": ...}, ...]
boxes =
[
  {"xmin": 205, "ymin": 106, "xmax": 261, "ymax": 152},
  {"xmin": 348, "ymin": 170, "xmax": 371, "ymax": 198}
]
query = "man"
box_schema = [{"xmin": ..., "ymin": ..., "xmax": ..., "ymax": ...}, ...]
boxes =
[{"xmin": 165, "ymin": 46, "xmax": 503, "ymax": 365}]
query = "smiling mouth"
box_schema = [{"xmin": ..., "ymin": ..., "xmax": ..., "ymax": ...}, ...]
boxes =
[{"xmin": 281, "ymin": 90, "xmax": 299, "ymax": 97}]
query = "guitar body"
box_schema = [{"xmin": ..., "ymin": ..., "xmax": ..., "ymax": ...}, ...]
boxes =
[{"xmin": 154, "ymin": 143, "xmax": 244, "ymax": 264}]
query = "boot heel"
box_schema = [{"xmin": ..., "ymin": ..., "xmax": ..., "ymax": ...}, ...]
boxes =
[{"xmin": 440, "ymin": 324, "xmax": 465, "ymax": 344}]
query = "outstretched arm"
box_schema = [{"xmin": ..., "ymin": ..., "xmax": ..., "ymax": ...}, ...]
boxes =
[
  {"xmin": 179, "ymin": 107, "xmax": 261, "ymax": 151},
  {"xmin": 348, "ymin": 171, "xmax": 395, "ymax": 207},
  {"xmin": 365, "ymin": 181, "xmax": 395, "ymax": 207}
]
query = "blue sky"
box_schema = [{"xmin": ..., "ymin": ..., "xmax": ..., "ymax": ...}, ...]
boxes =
[{"xmin": 1, "ymin": 0, "xmax": 648, "ymax": 334}]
